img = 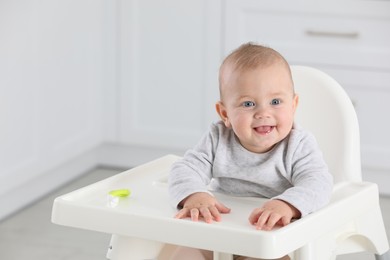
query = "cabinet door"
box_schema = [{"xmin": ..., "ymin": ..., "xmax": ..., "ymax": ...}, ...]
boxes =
[{"xmin": 118, "ymin": 0, "xmax": 222, "ymax": 149}]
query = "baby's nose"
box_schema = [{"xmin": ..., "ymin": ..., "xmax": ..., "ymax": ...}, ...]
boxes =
[{"xmin": 254, "ymin": 105, "xmax": 270, "ymax": 119}]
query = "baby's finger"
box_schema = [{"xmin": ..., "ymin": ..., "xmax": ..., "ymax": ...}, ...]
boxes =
[
  {"xmin": 190, "ymin": 208, "xmax": 200, "ymax": 222},
  {"xmin": 248, "ymin": 208, "xmax": 263, "ymax": 225},
  {"xmin": 262, "ymin": 213, "xmax": 281, "ymax": 231},
  {"xmin": 174, "ymin": 208, "xmax": 190, "ymax": 219},
  {"xmin": 215, "ymin": 201, "xmax": 231, "ymax": 214},
  {"xmin": 255, "ymin": 210, "xmax": 271, "ymax": 230},
  {"xmin": 208, "ymin": 206, "xmax": 222, "ymax": 222},
  {"xmin": 199, "ymin": 207, "xmax": 213, "ymax": 223},
  {"xmin": 280, "ymin": 216, "xmax": 291, "ymax": 226}
]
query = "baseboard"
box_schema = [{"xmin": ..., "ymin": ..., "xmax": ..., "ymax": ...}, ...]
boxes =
[
  {"xmin": 1, "ymin": 143, "xmax": 389, "ymax": 222},
  {"xmin": 0, "ymin": 148, "xmax": 98, "ymax": 221}
]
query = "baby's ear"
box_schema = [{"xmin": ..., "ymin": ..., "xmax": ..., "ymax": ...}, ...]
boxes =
[
  {"xmin": 293, "ymin": 94, "xmax": 299, "ymax": 112},
  {"xmin": 215, "ymin": 101, "xmax": 231, "ymax": 128}
]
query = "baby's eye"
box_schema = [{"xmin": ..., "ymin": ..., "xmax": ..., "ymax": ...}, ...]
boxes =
[
  {"xmin": 271, "ymin": 99, "xmax": 281, "ymax": 105},
  {"xmin": 243, "ymin": 101, "xmax": 256, "ymax": 107}
]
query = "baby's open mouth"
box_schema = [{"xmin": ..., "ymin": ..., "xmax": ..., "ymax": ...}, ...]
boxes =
[{"xmin": 254, "ymin": 126, "xmax": 274, "ymax": 135}]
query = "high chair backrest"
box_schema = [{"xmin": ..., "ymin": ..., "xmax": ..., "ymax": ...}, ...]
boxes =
[{"xmin": 291, "ymin": 66, "xmax": 362, "ymax": 183}]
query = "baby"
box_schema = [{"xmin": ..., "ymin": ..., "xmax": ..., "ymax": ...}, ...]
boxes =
[{"xmin": 167, "ymin": 43, "xmax": 333, "ymax": 260}]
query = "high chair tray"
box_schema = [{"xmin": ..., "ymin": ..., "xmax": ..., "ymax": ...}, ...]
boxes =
[{"xmin": 52, "ymin": 155, "xmax": 379, "ymax": 259}]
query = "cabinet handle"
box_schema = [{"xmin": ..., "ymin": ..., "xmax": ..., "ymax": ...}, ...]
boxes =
[{"xmin": 305, "ymin": 30, "xmax": 359, "ymax": 39}]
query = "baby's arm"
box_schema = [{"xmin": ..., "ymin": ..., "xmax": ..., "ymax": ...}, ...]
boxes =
[
  {"xmin": 248, "ymin": 199, "xmax": 301, "ymax": 231},
  {"xmin": 175, "ymin": 192, "xmax": 231, "ymax": 223}
]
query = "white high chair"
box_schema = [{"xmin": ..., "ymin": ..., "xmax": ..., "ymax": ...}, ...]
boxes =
[{"xmin": 52, "ymin": 66, "xmax": 389, "ymax": 260}]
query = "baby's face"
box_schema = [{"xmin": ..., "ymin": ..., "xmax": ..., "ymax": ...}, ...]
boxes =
[{"xmin": 217, "ymin": 63, "xmax": 298, "ymax": 153}]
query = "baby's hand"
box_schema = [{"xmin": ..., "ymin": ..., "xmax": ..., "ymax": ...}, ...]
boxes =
[
  {"xmin": 248, "ymin": 199, "xmax": 301, "ymax": 231},
  {"xmin": 175, "ymin": 192, "xmax": 231, "ymax": 223}
]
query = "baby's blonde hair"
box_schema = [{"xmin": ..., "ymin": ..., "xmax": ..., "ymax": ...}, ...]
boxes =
[{"xmin": 219, "ymin": 43, "xmax": 293, "ymax": 99}]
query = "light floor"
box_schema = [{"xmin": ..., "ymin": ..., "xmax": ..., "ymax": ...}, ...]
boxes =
[{"xmin": 0, "ymin": 167, "xmax": 389, "ymax": 260}]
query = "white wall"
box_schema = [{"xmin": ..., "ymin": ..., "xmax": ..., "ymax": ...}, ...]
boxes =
[{"xmin": 0, "ymin": 0, "xmax": 116, "ymax": 218}]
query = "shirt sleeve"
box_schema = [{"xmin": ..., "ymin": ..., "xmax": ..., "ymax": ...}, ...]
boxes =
[
  {"xmin": 272, "ymin": 131, "xmax": 334, "ymax": 217},
  {"xmin": 168, "ymin": 124, "xmax": 218, "ymax": 208}
]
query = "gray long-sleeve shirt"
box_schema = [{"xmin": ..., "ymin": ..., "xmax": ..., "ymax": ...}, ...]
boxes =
[{"xmin": 168, "ymin": 121, "xmax": 333, "ymax": 217}]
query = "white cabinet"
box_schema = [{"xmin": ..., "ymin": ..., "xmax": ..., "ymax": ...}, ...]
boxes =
[
  {"xmin": 224, "ymin": 1, "xmax": 390, "ymax": 69},
  {"xmin": 117, "ymin": 0, "xmax": 222, "ymax": 149},
  {"xmin": 223, "ymin": 0, "xmax": 390, "ymax": 177}
]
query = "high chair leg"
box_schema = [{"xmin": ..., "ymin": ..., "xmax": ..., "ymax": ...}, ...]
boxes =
[
  {"xmin": 106, "ymin": 234, "xmax": 164, "ymax": 260},
  {"xmin": 213, "ymin": 251, "xmax": 234, "ymax": 260}
]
